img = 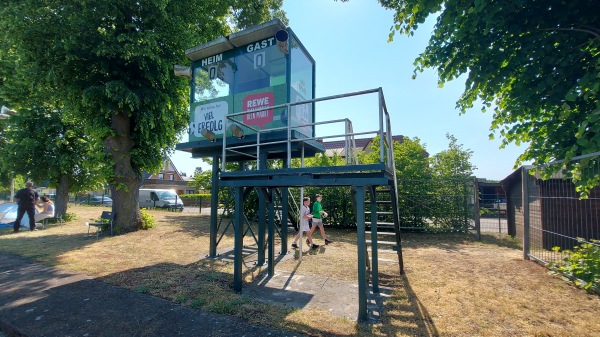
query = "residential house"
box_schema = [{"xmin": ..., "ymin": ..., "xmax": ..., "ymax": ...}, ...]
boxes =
[{"xmin": 142, "ymin": 158, "xmax": 196, "ymax": 195}]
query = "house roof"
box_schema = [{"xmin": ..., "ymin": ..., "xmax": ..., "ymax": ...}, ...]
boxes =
[
  {"xmin": 141, "ymin": 157, "xmax": 190, "ymax": 191},
  {"xmin": 501, "ymin": 165, "xmax": 570, "ymax": 188},
  {"xmin": 146, "ymin": 158, "xmax": 184, "ymax": 181}
]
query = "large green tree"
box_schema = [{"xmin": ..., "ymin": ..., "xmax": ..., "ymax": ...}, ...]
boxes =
[
  {"xmin": 0, "ymin": 0, "xmax": 285, "ymax": 231},
  {"xmin": 0, "ymin": 35, "xmax": 105, "ymax": 215},
  {"xmin": 1, "ymin": 105, "xmax": 104, "ymax": 216},
  {"xmin": 370, "ymin": 0, "xmax": 600, "ymax": 192}
]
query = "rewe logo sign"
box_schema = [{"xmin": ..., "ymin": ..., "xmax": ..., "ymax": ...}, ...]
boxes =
[{"xmin": 243, "ymin": 92, "xmax": 274, "ymax": 128}]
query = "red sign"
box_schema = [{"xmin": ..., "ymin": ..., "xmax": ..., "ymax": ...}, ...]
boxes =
[{"xmin": 242, "ymin": 92, "xmax": 274, "ymax": 128}]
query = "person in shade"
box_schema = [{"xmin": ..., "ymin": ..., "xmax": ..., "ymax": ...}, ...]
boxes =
[
  {"xmin": 13, "ymin": 181, "xmax": 40, "ymax": 232},
  {"xmin": 291, "ymin": 196, "xmax": 319, "ymax": 250}
]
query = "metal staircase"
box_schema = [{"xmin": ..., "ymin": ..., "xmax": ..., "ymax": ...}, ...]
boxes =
[{"xmin": 364, "ymin": 185, "xmax": 404, "ymax": 281}]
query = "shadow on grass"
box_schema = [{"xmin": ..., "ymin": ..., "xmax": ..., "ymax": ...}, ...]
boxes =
[
  {"xmin": 0, "ymin": 229, "xmax": 116, "ymax": 266},
  {"xmin": 0, "ymin": 212, "xmax": 215, "ymax": 268},
  {"xmin": 376, "ymin": 271, "xmax": 440, "ymax": 337},
  {"xmin": 96, "ymin": 256, "xmax": 335, "ymax": 336},
  {"xmin": 479, "ymin": 233, "xmax": 521, "ymax": 250}
]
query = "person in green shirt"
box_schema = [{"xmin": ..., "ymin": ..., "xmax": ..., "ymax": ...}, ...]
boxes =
[{"xmin": 308, "ymin": 194, "xmax": 332, "ymax": 245}]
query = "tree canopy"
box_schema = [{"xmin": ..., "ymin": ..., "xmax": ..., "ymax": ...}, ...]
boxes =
[
  {"xmin": 431, "ymin": 134, "xmax": 476, "ymax": 180},
  {"xmin": 1, "ymin": 105, "xmax": 105, "ymax": 214},
  {"xmin": 0, "ymin": 0, "xmax": 285, "ymax": 231},
  {"xmin": 373, "ymin": 0, "xmax": 600, "ymax": 192}
]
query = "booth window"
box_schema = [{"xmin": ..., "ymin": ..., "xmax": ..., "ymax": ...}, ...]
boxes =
[
  {"xmin": 233, "ymin": 42, "xmax": 286, "ymax": 94},
  {"xmin": 193, "ymin": 53, "xmax": 236, "ymax": 102}
]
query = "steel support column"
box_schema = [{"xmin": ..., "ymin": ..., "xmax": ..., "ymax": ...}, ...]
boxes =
[
  {"xmin": 369, "ymin": 186, "xmax": 379, "ymax": 292},
  {"xmin": 268, "ymin": 189, "xmax": 275, "ymax": 276},
  {"xmin": 209, "ymin": 156, "xmax": 219, "ymax": 257},
  {"xmin": 234, "ymin": 186, "xmax": 244, "ymax": 292},
  {"xmin": 280, "ymin": 160, "xmax": 289, "ymax": 254},
  {"xmin": 257, "ymin": 153, "xmax": 268, "ymax": 265},
  {"xmin": 257, "ymin": 191, "xmax": 266, "ymax": 265},
  {"xmin": 355, "ymin": 186, "xmax": 367, "ymax": 322}
]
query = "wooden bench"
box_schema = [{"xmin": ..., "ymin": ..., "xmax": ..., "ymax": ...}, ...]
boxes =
[
  {"xmin": 34, "ymin": 214, "xmax": 63, "ymax": 230},
  {"xmin": 86, "ymin": 211, "xmax": 113, "ymax": 238}
]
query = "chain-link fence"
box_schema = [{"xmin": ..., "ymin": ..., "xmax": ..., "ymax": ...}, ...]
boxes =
[
  {"xmin": 398, "ymin": 178, "xmax": 478, "ymax": 233},
  {"xmin": 513, "ymin": 152, "xmax": 600, "ymax": 264}
]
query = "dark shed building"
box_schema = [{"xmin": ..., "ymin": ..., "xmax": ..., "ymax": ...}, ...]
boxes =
[{"xmin": 501, "ymin": 166, "xmax": 600, "ymax": 250}]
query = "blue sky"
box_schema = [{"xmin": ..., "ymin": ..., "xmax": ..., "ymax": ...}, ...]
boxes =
[{"xmin": 172, "ymin": 0, "xmax": 526, "ymax": 181}]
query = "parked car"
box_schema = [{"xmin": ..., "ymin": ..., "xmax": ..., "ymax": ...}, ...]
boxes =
[
  {"xmin": 80, "ymin": 195, "xmax": 113, "ymax": 206},
  {"xmin": 139, "ymin": 189, "xmax": 184, "ymax": 211}
]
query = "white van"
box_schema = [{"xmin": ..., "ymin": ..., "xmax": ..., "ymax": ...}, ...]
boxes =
[{"xmin": 139, "ymin": 189, "xmax": 184, "ymax": 211}]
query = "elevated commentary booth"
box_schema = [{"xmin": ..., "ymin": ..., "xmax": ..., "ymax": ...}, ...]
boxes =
[
  {"xmin": 176, "ymin": 19, "xmax": 403, "ymax": 322},
  {"xmin": 177, "ymin": 19, "xmax": 322, "ymax": 161}
]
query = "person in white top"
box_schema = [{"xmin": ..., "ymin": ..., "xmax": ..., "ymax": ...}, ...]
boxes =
[
  {"xmin": 291, "ymin": 197, "xmax": 319, "ymax": 250},
  {"xmin": 35, "ymin": 195, "xmax": 55, "ymax": 222}
]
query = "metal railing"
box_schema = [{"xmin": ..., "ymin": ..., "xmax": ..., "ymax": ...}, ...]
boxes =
[{"xmin": 221, "ymin": 87, "xmax": 395, "ymax": 173}]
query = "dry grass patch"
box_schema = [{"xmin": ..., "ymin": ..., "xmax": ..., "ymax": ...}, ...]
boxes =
[{"xmin": 1, "ymin": 206, "xmax": 599, "ymax": 336}]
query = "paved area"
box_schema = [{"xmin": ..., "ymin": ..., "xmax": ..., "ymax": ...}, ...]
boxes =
[
  {"xmin": 0, "ymin": 253, "xmax": 305, "ymax": 337},
  {"xmin": 217, "ymin": 246, "xmax": 387, "ymax": 323},
  {"xmin": 245, "ymin": 270, "xmax": 361, "ymax": 319}
]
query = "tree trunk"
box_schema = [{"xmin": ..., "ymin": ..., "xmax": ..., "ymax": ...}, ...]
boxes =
[
  {"xmin": 55, "ymin": 174, "xmax": 70, "ymax": 216},
  {"xmin": 104, "ymin": 111, "xmax": 142, "ymax": 233}
]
